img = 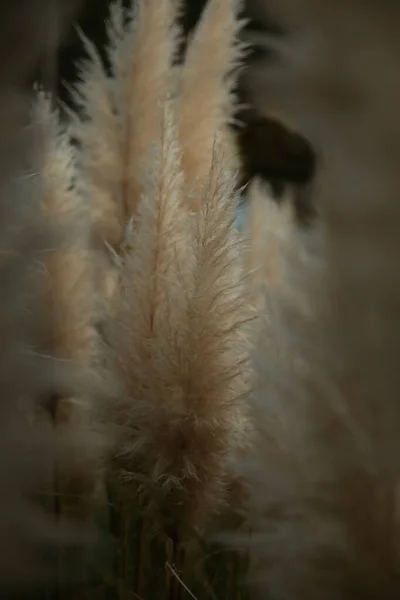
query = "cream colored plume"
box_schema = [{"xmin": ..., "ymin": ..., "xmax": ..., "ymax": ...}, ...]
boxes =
[
  {"xmin": 39, "ymin": 94, "xmax": 95, "ymax": 372},
  {"xmin": 75, "ymin": 0, "xmax": 255, "ymax": 529},
  {"xmin": 71, "ymin": 0, "xmax": 179, "ymax": 251},
  {"xmin": 178, "ymin": 0, "xmax": 245, "ymax": 202},
  {"xmin": 244, "ymin": 179, "xmax": 294, "ymax": 311},
  {"xmin": 241, "ymin": 2, "xmax": 400, "ymax": 598},
  {"xmin": 108, "ymin": 115, "xmax": 252, "ymax": 526},
  {"xmin": 37, "ymin": 93, "xmax": 99, "ymax": 522}
]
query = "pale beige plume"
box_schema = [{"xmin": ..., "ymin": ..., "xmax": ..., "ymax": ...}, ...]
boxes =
[
  {"xmin": 178, "ymin": 0, "xmax": 246, "ymax": 203},
  {"xmin": 72, "ymin": 0, "xmax": 179, "ymax": 252},
  {"xmin": 241, "ymin": 2, "xmax": 400, "ymax": 599},
  {"xmin": 85, "ymin": 0, "xmax": 255, "ymax": 530},
  {"xmin": 37, "ymin": 92, "xmax": 100, "ymax": 523},
  {"xmin": 244, "ymin": 179, "xmax": 294, "ymax": 312}
]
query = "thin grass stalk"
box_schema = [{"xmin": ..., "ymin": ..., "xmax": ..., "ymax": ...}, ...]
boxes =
[
  {"xmin": 167, "ymin": 529, "xmax": 185, "ymax": 600},
  {"xmin": 133, "ymin": 517, "xmax": 146, "ymax": 598},
  {"xmin": 105, "ymin": 471, "xmax": 122, "ymax": 600},
  {"xmin": 53, "ymin": 426, "xmax": 62, "ymax": 600}
]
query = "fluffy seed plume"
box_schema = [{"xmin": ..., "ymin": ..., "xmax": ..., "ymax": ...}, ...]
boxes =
[
  {"xmin": 243, "ymin": 179, "xmax": 294, "ymax": 312},
  {"xmin": 106, "ymin": 100, "xmax": 190, "ymax": 518},
  {"xmin": 39, "ymin": 93, "xmax": 95, "ymax": 375},
  {"xmin": 36, "ymin": 92, "xmax": 99, "ymax": 523},
  {"xmin": 0, "ymin": 0, "xmax": 90, "ymax": 589},
  {"xmin": 72, "ymin": 0, "xmax": 179, "ymax": 250},
  {"xmin": 74, "ymin": 0, "xmax": 255, "ymax": 530},
  {"xmin": 178, "ymin": 0, "xmax": 246, "ymax": 202},
  {"xmin": 175, "ymin": 143, "xmax": 253, "ymax": 523},
  {"xmin": 107, "ymin": 113, "xmax": 252, "ymax": 527},
  {"xmin": 241, "ymin": 2, "xmax": 400, "ymax": 599}
]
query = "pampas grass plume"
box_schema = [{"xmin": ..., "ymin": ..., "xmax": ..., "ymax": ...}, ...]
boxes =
[
  {"xmin": 241, "ymin": 2, "xmax": 400, "ymax": 598},
  {"xmin": 72, "ymin": 0, "xmax": 179, "ymax": 251},
  {"xmin": 178, "ymin": 0, "xmax": 246, "ymax": 202},
  {"xmin": 71, "ymin": 0, "xmax": 255, "ymax": 533},
  {"xmin": 37, "ymin": 91, "xmax": 100, "ymax": 524}
]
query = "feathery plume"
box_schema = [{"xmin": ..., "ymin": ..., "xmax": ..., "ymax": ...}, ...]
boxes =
[
  {"xmin": 36, "ymin": 91, "xmax": 100, "ymax": 524},
  {"xmin": 177, "ymin": 142, "xmax": 253, "ymax": 522},
  {"xmin": 108, "ymin": 116, "xmax": 252, "ymax": 527},
  {"xmin": 72, "ymin": 0, "xmax": 180, "ymax": 250},
  {"xmin": 244, "ymin": 178, "xmax": 294, "ymax": 310},
  {"xmin": 178, "ymin": 0, "xmax": 246, "ymax": 201},
  {"xmin": 0, "ymin": 117, "xmax": 58, "ymax": 591},
  {"xmin": 72, "ymin": 0, "xmax": 253, "ymax": 549},
  {"xmin": 107, "ymin": 0, "xmax": 180, "ymax": 221},
  {"xmin": 106, "ymin": 99, "xmax": 190, "ymax": 518},
  {"xmin": 39, "ymin": 93, "xmax": 95, "ymax": 374},
  {"xmin": 70, "ymin": 29, "xmax": 123, "ymax": 249},
  {"xmin": 0, "ymin": 0, "xmax": 89, "ymax": 590},
  {"xmin": 241, "ymin": 2, "xmax": 400, "ymax": 598}
]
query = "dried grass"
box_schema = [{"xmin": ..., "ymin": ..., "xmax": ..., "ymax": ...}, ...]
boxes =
[{"xmin": 241, "ymin": 2, "xmax": 400, "ymax": 599}]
